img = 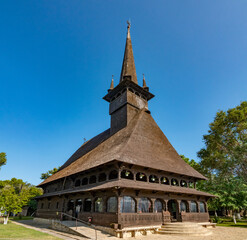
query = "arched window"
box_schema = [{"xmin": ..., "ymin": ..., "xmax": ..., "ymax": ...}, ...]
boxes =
[
  {"xmin": 67, "ymin": 200, "xmax": 74, "ymax": 211},
  {"xmin": 120, "ymin": 196, "xmax": 136, "ymax": 213},
  {"xmin": 84, "ymin": 198, "xmax": 92, "ymax": 212},
  {"xmin": 82, "ymin": 177, "xmax": 88, "ymax": 185},
  {"xmin": 190, "ymin": 201, "xmax": 198, "ymax": 212},
  {"xmin": 161, "ymin": 177, "xmax": 169, "ymax": 185},
  {"xmin": 149, "ymin": 175, "xmax": 159, "ymax": 183},
  {"xmin": 199, "ymin": 202, "xmax": 206, "ymax": 212},
  {"xmin": 189, "ymin": 181, "xmax": 194, "ymax": 188},
  {"xmin": 95, "ymin": 198, "xmax": 104, "ymax": 212},
  {"xmin": 136, "ymin": 172, "xmax": 147, "ymax": 182},
  {"xmin": 154, "ymin": 199, "xmax": 163, "ymax": 212},
  {"xmin": 109, "ymin": 170, "xmax": 118, "ymax": 180},
  {"xmin": 75, "ymin": 179, "xmax": 81, "ymax": 187},
  {"xmin": 75, "ymin": 199, "xmax": 82, "ymax": 213},
  {"xmin": 171, "ymin": 178, "xmax": 179, "ymax": 186},
  {"xmin": 180, "ymin": 200, "xmax": 189, "ymax": 212},
  {"xmin": 107, "ymin": 197, "xmax": 117, "ymax": 213},
  {"xmin": 98, "ymin": 173, "xmax": 107, "ymax": 182},
  {"xmin": 89, "ymin": 175, "xmax": 96, "ymax": 184},
  {"xmin": 121, "ymin": 170, "xmax": 134, "ymax": 180},
  {"xmin": 180, "ymin": 180, "xmax": 187, "ymax": 187},
  {"xmin": 138, "ymin": 197, "xmax": 152, "ymax": 213}
]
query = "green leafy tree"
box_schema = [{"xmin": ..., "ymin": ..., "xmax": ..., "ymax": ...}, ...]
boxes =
[
  {"xmin": 198, "ymin": 101, "xmax": 247, "ymax": 181},
  {"xmin": 197, "ymin": 102, "xmax": 247, "ymax": 218},
  {"xmin": 0, "ymin": 178, "xmax": 42, "ymax": 224},
  {"xmin": 40, "ymin": 166, "xmax": 60, "ymax": 180},
  {"xmin": 0, "ymin": 152, "xmax": 7, "ymax": 170}
]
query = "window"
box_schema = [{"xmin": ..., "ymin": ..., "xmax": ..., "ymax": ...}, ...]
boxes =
[
  {"xmin": 120, "ymin": 196, "xmax": 136, "ymax": 213},
  {"xmin": 199, "ymin": 202, "xmax": 206, "ymax": 212},
  {"xmin": 138, "ymin": 198, "xmax": 152, "ymax": 213},
  {"xmin": 190, "ymin": 201, "xmax": 198, "ymax": 212},
  {"xmin": 75, "ymin": 179, "xmax": 81, "ymax": 187},
  {"xmin": 189, "ymin": 181, "xmax": 194, "ymax": 188},
  {"xmin": 89, "ymin": 175, "xmax": 96, "ymax": 184},
  {"xmin": 161, "ymin": 177, "xmax": 169, "ymax": 185},
  {"xmin": 84, "ymin": 198, "xmax": 92, "ymax": 212},
  {"xmin": 136, "ymin": 172, "xmax": 147, "ymax": 182},
  {"xmin": 98, "ymin": 173, "xmax": 107, "ymax": 182},
  {"xmin": 154, "ymin": 199, "xmax": 163, "ymax": 212},
  {"xmin": 56, "ymin": 202, "xmax": 59, "ymax": 209},
  {"xmin": 107, "ymin": 197, "xmax": 117, "ymax": 213},
  {"xmin": 48, "ymin": 202, "xmax": 51, "ymax": 209},
  {"xmin": 67, "ymin": 200, "xmax": 74, "ymax": 211},
  {"xmin": 41, "ymin": 203, "xmax": 44, "ymax": 209},
  {"xmin": 149, "ymin": 175, "xmax": 159, "ymax": 183},
  {"xmin": 171, "ymin": 178, "xmax": 179, "ymax": 186},
  {"xmin": 121, "ymin": 170, "xmax": 134, "ymax": 180},
  {"xmin": 95, "ymin": 198, "xmax": 104, "ymax": 212},
  {"xmin": 82, "ymin": 177, "xmax": 88, "ymax": 185},
  {"xmin": 109, "ymin": 170, "xmax": 118, "ymax": 180},
  {"xmin": 180, "ymin": 201, "xmax": 188, "ymax": 212},
  {"xmin": 180, "ymin": 180, "xmax": 187, "ymax": 187}
]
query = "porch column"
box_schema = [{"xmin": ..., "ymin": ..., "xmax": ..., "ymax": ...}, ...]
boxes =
[
  {"xmin": 164, "ymin": 199, "xmax": 168, "ymax": 211},
  {"xmin": 177, "ymin": 200, "xmax": 181, "ymax": 213},
  {"xmin": 103, "ymin": 196, "xmax": 107, "ymax": 212},
  {"xmin": 151, "ymin": 198, "xmax": 155, "ymax": 213},
  {"xmin": 188, "ymin": 201, "xmax": 191, "ymax": 212},
  {"xmin": 205, "ymin": 201, "xmax": 208, "ymax": 212},
  {"xmin": 197, "ymin": 201, "xmax": 200, "ymax": 213},
  {"xmin": 136, "ymin": 197, "xmax": 140, "ymax": 213}
]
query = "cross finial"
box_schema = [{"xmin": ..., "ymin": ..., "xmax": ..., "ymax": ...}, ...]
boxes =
[{"xmin": 127, "ymin": 20, "xmax": 131, "ymax": 29}]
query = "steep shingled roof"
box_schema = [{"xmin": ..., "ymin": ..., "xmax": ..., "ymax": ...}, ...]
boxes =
[{"xmin": 38, "ymin": 109, "xmax": 206, "ymax": 186}]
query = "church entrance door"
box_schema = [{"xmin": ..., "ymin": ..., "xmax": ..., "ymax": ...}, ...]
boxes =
[
  {"xmin": 168, "ymin": 199, "xmax": 178, "ymax": 222},
  {"xmin": 67, "ymin": 200, "xmax": 75, "ymax": 219}
]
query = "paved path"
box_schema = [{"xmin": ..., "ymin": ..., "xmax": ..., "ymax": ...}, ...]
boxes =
[{"xmin": 13, "ymin": 220, "xmax": 247, "ymax": 240}]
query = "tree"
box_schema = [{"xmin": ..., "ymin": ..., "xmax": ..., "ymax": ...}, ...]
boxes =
[
  {"xmin": 197, "ymin": 102, "xmax": 247, "ymax": 219},
  {"xmin": 198, "ymin": 101, "xmax": 247, "ymax": 181},
  {"xmin": 0, "ymin": 152, "xmax": 7, "ymax": 170},
  {"xmin": 40, "ymin": 166, "xmax": 60, "ymax": 180},
  {"xmin": 0, "ymin": 178, "xmax": 42, "ymax": 224}
]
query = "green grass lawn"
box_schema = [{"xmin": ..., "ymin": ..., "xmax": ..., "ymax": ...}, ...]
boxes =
[
  {"xmin": 214, "ymin": 217, "xmax": 247, "ymax": 228},
  {"xmin": 9, "ymin": 216, "xmax": 34, "ymax": 221},
  {"xmin": 0, "ymin": 222, "xmax": 61, "ymax": 239}
]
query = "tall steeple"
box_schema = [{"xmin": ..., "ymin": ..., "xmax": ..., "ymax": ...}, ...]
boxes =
[
  {"xmin": 120, "ymin": 21, "xmax": 138, "ymax": 84},
  {"xmin": 103, "ymin": 22, "xmax": 154, "ymax": 134}
]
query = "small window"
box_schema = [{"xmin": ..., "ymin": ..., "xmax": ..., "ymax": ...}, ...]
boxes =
[
  {"xmin": 154, "ymin": 199, "xmax": 163, "ymax": 212},
  {"xmin": 82, "ymin": 177, "xmax": 88, "ymax": 185},
  {"xmin": 161, "ymin": 177, "xmax": 169, "ymax": 185},
  {"xmin": 95, "ymin": 198, "xmax": 103, "ymax": 212},
  {"xmin": 56, "ymin": 202, "xmax": 59, "ymax": 209},
  {"xmin": 121, "ymin": 170, "xmax": 134, "ymax": 180},
  {"xmin": 136, "ymin": 172, "xmax": 147, "ymax": 182},
  {"xmin": 89, "ymin": 175, "xmax": 96, "ymax": 184},
  {"xmin": 189, "ymin": 181, "xmax": 194, "ymax": 188},
  {"xmin": 84, "ymin": 198, "xmax": 92, "ymax": 212},
  {"xmin": 98, "ymin": 173, "xmax": 107, "ymax": 182},
  {"xmin": 109, "ymin": 170, "xmax": 118, "ymax": 180},
  {"xmin": 180, "ymin": 180, "xmax": 187, "ymax": 187},
  {"xmin": 149, "ymin": 175, "xmax": 159, "ymax": 183},
  {"xmin": 171, "ymin": 178, "xmax": 179, "ymax": 186},
  {"xmin": 199, "ymin": 202, "xmax": 206, "ymax": 212},
  {"xmin": 107, "ymin": 197, "xmax": 117, "ymax": 213},
  {"xmin": 190, "ymin": 201, "xmax": 198, "ymax": 212},
  {"xmin": 75, "ymin": 179, "xmax": 81, "ymax": 187}
]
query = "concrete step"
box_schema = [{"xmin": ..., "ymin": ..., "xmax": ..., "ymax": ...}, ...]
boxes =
[{"xmin": 156, "ymin": 222, "xmax": 212, "ymax": 236}]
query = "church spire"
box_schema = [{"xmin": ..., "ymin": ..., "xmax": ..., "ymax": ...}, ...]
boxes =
[{"xmin": 120, "ymin": 21, "xmax": 138, "ymax": 84}]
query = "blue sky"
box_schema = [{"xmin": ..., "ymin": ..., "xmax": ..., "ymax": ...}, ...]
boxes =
[{"xmin": 0, "ymin": 1, "xmax": 246, "ymax": 185}]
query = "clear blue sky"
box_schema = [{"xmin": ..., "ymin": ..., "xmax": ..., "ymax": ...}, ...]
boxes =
[{"xmin": 0, "ymin": 1, "xmax": 246, "ymax": 185}]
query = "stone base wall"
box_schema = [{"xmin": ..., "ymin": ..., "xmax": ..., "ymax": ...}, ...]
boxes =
[{"xmin": 181, "ymin": 212, "xmax": 210, "ymax": 222}]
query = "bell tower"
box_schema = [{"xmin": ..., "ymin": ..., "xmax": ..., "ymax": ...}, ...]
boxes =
[{"xmin": 103, "ymin": 22, "xmax": 154, "ymax": 134}]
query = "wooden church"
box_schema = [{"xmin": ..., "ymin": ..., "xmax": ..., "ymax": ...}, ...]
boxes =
[{"xmin": 36, "ymin": 23, "xmax": 213, "ymax": 229}]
